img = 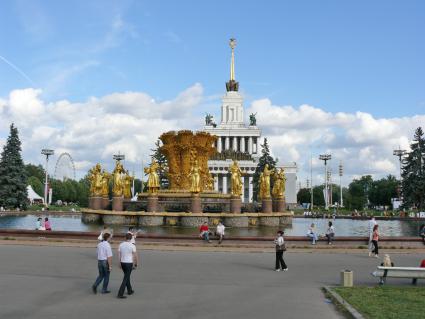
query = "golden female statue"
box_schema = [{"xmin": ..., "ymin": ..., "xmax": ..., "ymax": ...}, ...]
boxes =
[
  {"xmin": 101, "ymin": 170, "xmax": 110, "ymax": 197},
  {"xmin": 89, "ymin": 164, "xmax": 103, "ymax": 196},
  {"xmin": 230, "ymin": 160, "xmax": 242, "ymax": 196},
  {"xmin": 259, "ymin": 164, "xmax": 271, "ymax": 199},
  {"xmin": 123, "ymin": 171, "xmax": 134, "ymax": 199},
  {"xmin": 272, "ymin": 168, "xmax": 286, "ymax": 199},
  {"xmin": 112, "ymin": 161, "xmax": 125, "ymax": 197},
  {"xmin": 144, "ymin": 160, "xmax": 160, "ymax": 194},
  {"xmin": 189, "ymin": 160, "xmax": 201, "ymax": 193}
]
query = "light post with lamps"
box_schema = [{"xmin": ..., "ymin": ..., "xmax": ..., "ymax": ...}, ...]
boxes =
[
  {"xmin": 393, "ymin": 148, "xmax": 407, "ymax": 200},
  {"xmin": 339, "ymin": 161, "xmax": 343, "ymax": 207},
  {"xmin": 319, "ymin": 154, "xmax": 332, "ymax": 210},
  {"xmin": 41, "ymin": 149, "xmax": 54, "ymax": 207}
]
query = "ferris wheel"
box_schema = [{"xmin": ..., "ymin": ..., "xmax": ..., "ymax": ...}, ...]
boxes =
[{"xmin": 54, "ymin": 152, "xmax": 76, "ymax": 181}]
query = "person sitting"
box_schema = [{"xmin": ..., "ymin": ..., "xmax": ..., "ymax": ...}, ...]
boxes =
[
  {"xmin": 216, "ymin": 221, "xmax": 225, "ymax": 244},
  {"xmin": 35, "ymin": 217, "xmax": 43, "ymax": 230},
  {"xmin": 306, "ymin": 223, "xmax": 318, "ymax": 245},
  {"xmin": 44, "ymin": 217, "xmax": 52, "ymax": 231},
  {"xmin": 381, "ymin": 254, "xmax": 394, "ymax": 267},
  {"xmin": 325, "ymin": 221, "xmax": 335, "ymax": 245},
  {"xmin": 199, "ymin": 222, "xmax": 211, "ymax": 243}
]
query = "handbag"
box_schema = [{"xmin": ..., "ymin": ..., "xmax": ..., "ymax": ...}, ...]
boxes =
[{"xmin": 276, "ymin": 243, "xmax": 286, "ymax": 252}]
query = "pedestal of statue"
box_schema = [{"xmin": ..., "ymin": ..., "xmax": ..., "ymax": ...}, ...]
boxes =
[
  {"xmin": 273, "ymin": 198, "xmax": 286, "ymax": 213},
  {"xmin": 112, "ymin": 196, "xmax": 124, "ymax": 211},
  {"xmin": 262, "ymin": 198, "xmax": 273, "ymax": 214},
  {"xmin": 230, "ymin": 196, "xmax": 242, "ymax": 214},
  {"xmin": 101, "ymin": 197, "xmax": 110, "ymax": 210},
  {"xmin": 191, "ymin": 193, "xmax": 202, "ymax": 214},
  {"xmin": 147, "ymin": 194, "xmax": 159, "ymax": 212},
  {"xmin": 88, "ymin": 197, "xmax": 94, "ymax": 209},
  {"xmin": 92, "ymin": 196, "xmax": 103, "ymax": 210}
]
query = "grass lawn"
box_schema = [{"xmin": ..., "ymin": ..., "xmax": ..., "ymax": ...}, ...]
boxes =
[{"xmin": 333, "ymin": 286, "xmax": 425, "ymax": 319}]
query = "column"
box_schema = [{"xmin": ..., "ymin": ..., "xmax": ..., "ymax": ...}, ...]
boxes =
[
  {"xmin": 225, "ymin": 137, "xmax": 230, "ymax": 150},
  {"xmin": 217, "ymin": 138, "xmax": 222, "ymax": 152},
  {"xmin": 214, "ymin": 174, "xmax": 219, "ymax": 191},
  {"xmin": 248, "ymin": 176, "xmax": 253, "ymax": 202},
  {"xmin": 223, "ymin": 175, "xmax": 228, "ymax": 194},
  {"xmin": 241, "ymin": 137, "xmax": 245, "ymax": 152},
  {"xmin": 233, "ymin": 136, "xmax": 238, "ymax": 151},
  {"xmin": 248, "ymin": 137, "xmax": 253, "ymax": 154},
  {"xmin": 241, "ymin": 176, "xmax": 245, "ymax": 202}
]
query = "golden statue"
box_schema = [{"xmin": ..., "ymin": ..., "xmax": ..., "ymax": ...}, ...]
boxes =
[
  {"xmin": 89, "ymin": 163, "xmax": 103, "ymax": 196},
  {"xmin": 112, "ymin": 161, "xmax": 125, "ymax": 197},
  {"xmin": 259, "ymin": 164, "xmax": 271, "ymax": 199},
  {"xmin": 101, "ymin": 169, "xmax": 111, "ymax": 197},
  {"xmin": 123, "ymin": 171, "xmax": 134, "ymax": 199},
  {"xmin": 189, "ymin": 160, "xmax": 201, "ymax": 193},
  {"xmin": 144, "ymin": 159, "xmax": 160, "ymax": 194},
  {"xmin": 230, "ymin": 160, "xmax": 242, "ymax": 196},
  {"xmin": 272, "ymin": 168, "xmax": 286, "ymax": 199}
]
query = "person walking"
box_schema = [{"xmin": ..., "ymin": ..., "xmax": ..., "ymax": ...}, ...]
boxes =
[
  {"xmin": 368, "ymin": 217, "xmax": 377, "ymax": 256},
  {"xmin": 274, "ymin": 230, "xmax": 288, "ymax": 272},
  {"xmin": 216, "ymin": 221, "xmax": 225, "ymax": 244},
  {"xmin": 325, "ymin": 221, "xmax": 335, "ymax": 245},
  {"xmin": 306, "ymin": 223, "xmax": 318, "ymax": 244},
  {"xmin": 127, "ymin": 227, "xmax": 139, "ymax": 245},
  {"xmin": 371, "ymin": 224, "xmax": 379, "ymax": 258},
  {"xmin": 117, "ymin": 233, "xmax": 138, "ymax": 299},
  {"xmin": 92, "ymin": 232, "xmax": 112, "ymax": 294}
]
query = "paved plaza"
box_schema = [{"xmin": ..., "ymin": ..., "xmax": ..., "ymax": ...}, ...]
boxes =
[{"xmin": 0, "ymin": 244, "xmax": 423, "ymax": 319}]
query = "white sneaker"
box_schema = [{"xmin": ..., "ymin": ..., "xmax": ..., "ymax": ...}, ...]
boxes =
[
  {"xmin": 275, "ymin": 269, "xmax": 281, "ymax": 272},
  {"xmin": 283, "ymin": 268, "xmax": 288, "ymax": 271},
  {"xmin": 368, "ymin": 252, "xmax": 372, "ymax": 257},
  {"xmin": 375, "ymin": 255, "xmax": 379, "ymax": 258}
]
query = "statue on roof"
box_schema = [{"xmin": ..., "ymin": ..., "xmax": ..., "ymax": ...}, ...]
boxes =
[{"xmin": 249, "ymin": 113, "xmax": 257, "ymax": 126}]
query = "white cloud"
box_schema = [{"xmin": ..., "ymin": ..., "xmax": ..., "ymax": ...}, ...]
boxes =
[{"xmin": 0, "ymin": 85, "xmax": 422, "ymax": 186}]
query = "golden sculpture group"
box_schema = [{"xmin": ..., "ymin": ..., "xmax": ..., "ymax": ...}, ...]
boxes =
[
  {"xmin": 259, "ymin": 164, "xmax": 286, "ymax": 200},
  {"xmin": 159, "ymin": 130, "xmax": 217, "ymax": 192},
  {"xmin": 88, "ymin": 161, "xmax": 134, "ymax": 198}
]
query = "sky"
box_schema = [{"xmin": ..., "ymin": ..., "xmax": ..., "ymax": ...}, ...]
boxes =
[{"xmin": 0, "ymin": 0, "xmax": 424, "ymax": 186}]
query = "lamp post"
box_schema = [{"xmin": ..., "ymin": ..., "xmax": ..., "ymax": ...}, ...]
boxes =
[
  {"xmin": 319, "ymin": 154, "xmax": 332, "ymax": 210},
  {"xmin": 113, "ymin": 153, "xmax": 125, "ymax": 162},
  {"xmin": 41, "ymin": 149, "xmax": 54, "ymax": 207},
  {"xmin": 339, "ymin": 161, "xmax": 343, "ymax": 207},
  {"xmin": 393, "ymin": 148, "xmax": 407, "ymax": 200}
]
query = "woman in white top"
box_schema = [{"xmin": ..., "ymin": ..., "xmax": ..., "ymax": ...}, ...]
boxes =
[
  {"xmin": 307, "ymin": 223, "xmax": 318, "ymax": 244},
  {"xmin": 216, "ymin": 221, "xmax": 225, "ymax": 244},
  {"xmin": 274, "ymin": 230, "xmax": 288, "ymax": 271}
]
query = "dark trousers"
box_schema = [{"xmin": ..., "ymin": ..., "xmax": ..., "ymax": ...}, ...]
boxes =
[
  {"xmin": 118, "ymin": 262, "xmax": 133, "ymax": 296},
  {"xmin": 372, "ymin": 240, "xmax": 379, "ymax": 255},
  {"xmin": 326, "ymin": 233, "xmax": 334, "ymax": 243},
  {"xmin": 93, "ymin": 260, "xmax": 110, "ymax": 292},
  {"xmin": 275, "ymin": 251, "xmax": 287, "ymax": 270}
]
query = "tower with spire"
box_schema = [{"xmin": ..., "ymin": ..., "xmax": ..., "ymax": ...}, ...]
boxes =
[{"xmin": 202, "ymin": 39, "xmax": 297, "ymax": 206}]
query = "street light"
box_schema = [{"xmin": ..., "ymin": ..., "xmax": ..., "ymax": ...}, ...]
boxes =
[
  {"xmin": 113, "ymin": 153, "xmax": 125, "ymax": 162},
  {"xmin": 393, "ymin": 148, "xmax": 407, "ymax": 201},
  {"xmin": 319, "ymin": 154, "xmax": 332, "ymax": 209},
  {"xmin": 41, "ymin": 149, "xmax": 54, "ymax": 206},
  {"xmin": 339, "ymin": 161, "xmax": 343, "ymax": 207}
]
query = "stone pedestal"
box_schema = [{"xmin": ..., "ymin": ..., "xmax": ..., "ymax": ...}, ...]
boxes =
[
  {"xmin": 101, "ymin": 197, "xmax": 110, "ymax": 210},
  {"xmin": 112, "ymin": 196, "xmax": 124, "ymax": 211},
  {"xmin": 190, "ymin": 193, "xmax": 202, "ymax": 214},
  {"xmin": 230, "ymin": 196, "xmax": 242, "ymax": 214},
  {"xmin": 262, "ymin": 198, "xmax": 273, "ymax": 214},
  {"xmin": 88, "ymin": 197, "xmax": 94, "ymax": 209},
  {"xmin": 273, "ymin": 198, "xmax": 286, "ymax": 212},
  {"xmin": 147, "ymin": 195, "xmax": 159, "ymax": 212},
  {"xmin": 92, "ymin": 196, "xmax": 102, "ymax": 210}
]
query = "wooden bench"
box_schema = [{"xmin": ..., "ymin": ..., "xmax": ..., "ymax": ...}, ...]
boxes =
[{"xmin": 372, "ymin": 266, "xmax": 425, "ymax": 285}]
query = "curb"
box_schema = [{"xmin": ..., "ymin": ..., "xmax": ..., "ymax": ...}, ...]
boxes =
[{"xmin": 323, "ymin": 286, "xmax": 364, "ymax": 319}]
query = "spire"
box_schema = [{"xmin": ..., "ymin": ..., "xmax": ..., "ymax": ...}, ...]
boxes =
[{"xmin": 226, "ymin": 38, "xmax": 239, "ymax": 92}]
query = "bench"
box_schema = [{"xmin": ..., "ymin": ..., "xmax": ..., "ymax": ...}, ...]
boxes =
[{"xmin": 372, "ymin": 266, "xmax": 425, "ymax": 285}]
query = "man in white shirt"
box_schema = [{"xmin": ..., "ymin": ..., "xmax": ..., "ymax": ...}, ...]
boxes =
[
  {"xmin": 92, "ymin": 232, "xmax": 113, "ymax": 294},
  {"xmin": 117, "ymin": 233, "xmax": 138, "ymax": 298},
  {"xmin": 368, "ymin": 217, "xmax": 377, "ymax": 256},
  {"xmin": 216, "ymin": 221, "xmax": 225, "ymax": 244}
]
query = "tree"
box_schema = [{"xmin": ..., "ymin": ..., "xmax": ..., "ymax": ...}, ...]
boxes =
[
  {"xmin": 150, "ymin": 139, "xmax": 169, "ymax": 189},
  {"xmin": 297, "ymin": 188, "xmax": 311, "ymax": 204},
  {"xmin": 28, "ymin": 176, "xmax": 43, "ymax": 197},
  {"xmin": 402, "ymin": 127, "xmax": 425, "ymax": 210},
  {"xmin": 345, "ymin": 175, "xmax": 373, "ymax": 210},
  {"xmin": 0, "ymin": 124, "xmax": 28, "ymax": 208},
  {"xmin": 253, "ymin": 138, "xmax": 277, "ymax": 201},
  {"xmin": 368, "ymin": 175, "xmax": 398, "ymax": 208},
  {"xmin": 25, "ymin": 164, "xmax": 45, "ymax": 182}
]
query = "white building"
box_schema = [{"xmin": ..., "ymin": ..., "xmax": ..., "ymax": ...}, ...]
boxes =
[{"xmin": 202, "ymin": 39, "xmax": 297, "ymax": 207}]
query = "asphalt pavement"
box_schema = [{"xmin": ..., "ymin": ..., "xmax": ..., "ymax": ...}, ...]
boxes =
[{"xmin": 0, "ymin": 244, "xmax": 423, "ymax": 319}]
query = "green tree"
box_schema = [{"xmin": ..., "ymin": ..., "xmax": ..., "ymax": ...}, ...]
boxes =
[
  {"xmin": 297, "ymin": 188, "xmax": 311, "ymax": 204},
  {"xmin": 402, "ymin": 127, "xmax": 425, "ymax": 209},
  {"xmin": 345, "ymin": 175, "xmax": 373, "ymax": 210},
  {"xmin": 25, "ymin": 164, "xmax": 45, "ymax": 182},
  {"xmin": 369, "ymin": 175, "xmax": 398, "ymax": 208},
  {"xmin": 253, "ymin": 138, "xmax": 277, "ymax": 201},
  {"xmin": 27, "ymin": 176, "xmax": 43, "ymax": 197},
  {"xmin": 0, "ymin": 124, "xmax": 28, "ymax": 208},
  {"xmin": 150, "ymin": 139, "xmax": 169, "ymax": 189}
]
